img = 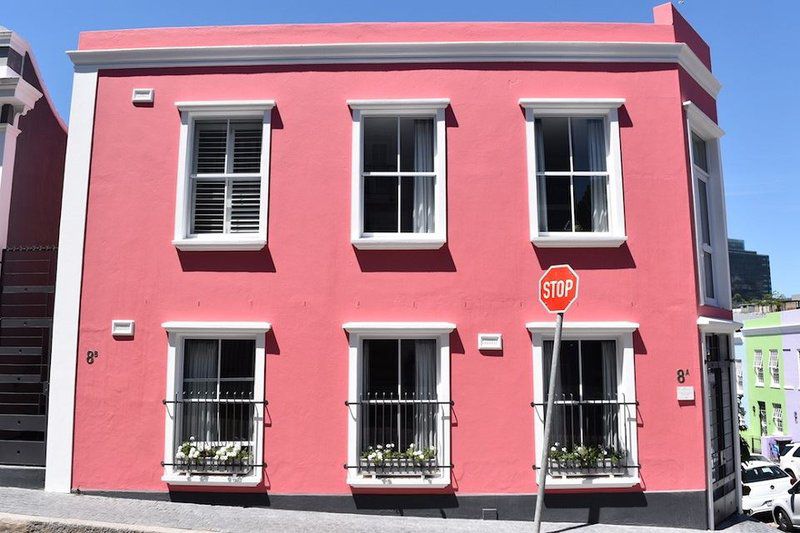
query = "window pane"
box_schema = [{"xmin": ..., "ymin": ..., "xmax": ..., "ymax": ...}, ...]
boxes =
[
  {"xmin": 364, "ymin": 339, "xmax": 399, "ymax": 395},
  {"xmin": 183, "ymin": 339, "xmax": 219, "ymax": 383},
  {"xmin": 571, "ymin": 118, "xmax": 606, "ymax": 172},
  {"xmin": 399, "ymin": 176, "xmax": 435, "ymax": 233},
  {"xmin": 229, "ymin": 180, "xmax": 261, "ymax": 233},
  {"xmin": 573, "ymin": 176, "xmax": 608, "ymax": 232},
  {"xmin": 191, "ymin": 179, "xmax": 226, "ymax": 234},
  {"xmin": 220, "ymin": 340, "xmax": 255, "ymax": 379},
  {"xmin": 194, "ymin": 122, "xmax": 227, "ymax": 174},
  {"xmin": 539, "ymin": 176, "xmax": 572, "ymax": 232},
  {"xmin": 692, "ymin": 133, "xmax": 708, "ymax": 172},
  {"xmin": 543, "ymin": 340, "xmax": 580, "ymax": 398},
  {"xmin": 580, "ymin": 340, "xmax": 617, "ymax": 400},
  {"xmin": 231, "ymin": 122, "xmax": 262, "ymax": 174},
  {"xmin": 400, "ymin": 339, "xmax": 437, "ymax": 397},
  {"xmin": 363, "ymin": 117, "xmax": 397, "ymax": 172},
  {"xmin": 698, "ymin": 179, "xmax": 711, "ymax": 245},
  {"xmin": 537, "ymin": 118, "xmax": 571, "ymax": 171},
  {"xmin": 704, "ymin": 251, "xmax": 716, "ymax": 299},
  {"xmin": 400, "ymin": 118, "xmax": 434, "ymax": 172},
  {"xmin": 363, "ymin": 177, "xmax": 398, "ymax": 232}
]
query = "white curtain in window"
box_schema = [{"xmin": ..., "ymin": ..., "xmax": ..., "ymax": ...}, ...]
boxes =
[
  {"xmin": 182, "ymin": 339, "xmax": 218, "ymax": 442},
  {"xmin": 413, "ymin": 120, "xmax": 435, "ymax": 233},
  {"xmin": 414, "ymin": 339, "xmax": 437, "ymax": 450},
  {"xmin": 587, "ymin": 119, "xmax": 609, "ymax": 232},
  {"xmin": 535, "ymin": 121, "xmax": 548, "ymax": 232},
  {"xmin": 600, "ymin": 340, "xmax": 618, "ymax": 449}
]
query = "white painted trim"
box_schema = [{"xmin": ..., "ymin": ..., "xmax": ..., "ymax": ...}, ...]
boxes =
[
  {"xmin": 683, "ymin": 101, "xmax": 724, "ymax": 139},
  {"xmin": 172, "ymin": 102, "xmax": 273, "ymax": 250},
  {"xmin": 741, "ymin": 323, "xmax": 800, "ymax": 337},
  {"xmin": 349, "ymin": 102, "xmax": 447, "ymax": 249},
  {"xmin": 696, "ymin": 317, "xmax": 742, "ymax": 333},
  {"xmin": 522, "ymin": 100, "xmax": 627, "ymax": 246},
  {"xmin": 526, "ymin": 321, "xmax": 639, "ymax": 335},
  {"xmin": 45, "ymin": 68, "xmax": 99, "ymax": 493},
  {"xmin": 343, "ymin": 322, "xmax": 456, "ymax": 335},
  {"xmin": 529, "ymin": 323, "xmax": 639, "ymax": 487},
  {"xmin": 344, "ymin": 323, "xmax": 452, "ymax": 488},
  {"xmin": 0, "ymin": 77, "xmax": 43, "ymax": 114},
  {"xmin": 161, "ymin": 323, "xmax": 267, "ymax": 487},
  {"xmin": 66, "ymin": 40, "xmax": 721, "ymax": 97}
]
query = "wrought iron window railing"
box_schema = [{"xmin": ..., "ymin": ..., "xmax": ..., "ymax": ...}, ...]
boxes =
[
  {"xmin": 532, "ymin": 395, "xmax": 639, "ymax": 477},
  {"xmin": 345, "ymin": 393, "xmax": 453, "ymax": 476},
  {"xmin": 162, "ymin": 392, "xmax": 266, "ymax": 475}
]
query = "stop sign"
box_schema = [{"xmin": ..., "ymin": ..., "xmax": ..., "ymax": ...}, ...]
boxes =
[{"xmin": 539, "ymin": 264, "xmax": 579, "ymax": 314}]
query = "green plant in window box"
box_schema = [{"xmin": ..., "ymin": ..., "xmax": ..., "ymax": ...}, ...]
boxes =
[
  {"xmin": 359, "ymin": 443, "xmax": 437, "ymax": 471},
  {"xmin": 547, "ymin": 443, "xmax": 626, "ymax": 476},
  {"xmin": 174, "ymin": 437, "xmax": 251, "ymax": 473}
]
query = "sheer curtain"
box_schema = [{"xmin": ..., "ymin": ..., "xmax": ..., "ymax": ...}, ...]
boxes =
[
  {"xmin": 542, "ymin": 341, "xmax": 567, "ymax": 446},
  {"xmin": 413, "ymin": 120, "xmax": 435, "ymax": 233},
  {"xmin": 587, "ymin": 119, "xmax": 609, "ymax": 232},
  {"xmin": 600, "ymin": 340, "xmax": 618, "ymax": 449},
  {"xmin": 414, "ymin": 339, "xmax": 437, "ymax": 450},
  {"xmin": 182, "ymin": 339, "xmax": 218, "ymax": 442},
  {"xmin": 535, "ymin": 120, "xmax": 548, "ymax": 232}
]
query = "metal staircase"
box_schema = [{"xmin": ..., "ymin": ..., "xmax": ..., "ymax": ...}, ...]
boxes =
[{"xmin": 0, "ymin": 246, "xmax": 56, "ymax": 487}]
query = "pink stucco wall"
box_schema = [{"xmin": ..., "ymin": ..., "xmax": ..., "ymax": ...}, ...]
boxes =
[{"xmin": 70, "ymin": 7, "xmax": 727, "ymax": 497}]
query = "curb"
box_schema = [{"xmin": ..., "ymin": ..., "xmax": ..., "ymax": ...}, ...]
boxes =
[{"xmin": 0, "ymin": 512, "xmax": 215, "ymax": 533}]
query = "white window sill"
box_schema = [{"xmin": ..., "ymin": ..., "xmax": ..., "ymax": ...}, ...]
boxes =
[
  {"xmin": 351, "ymin": 235, "xmax": 446, "ymax": 250},
  {"xmin": 162, "ymin": 473, "xmax": 262, "ymax": 487},
  {"xmin": 347, "ymin": 475, "xmax": 451, "ymax": 488},
  {"xmin": 544, "ymin": 475, "xmax": 641, "ymax": 489},
  {"xmin": 532, "ymin": 233, "xmax": 627, "ymax": 248},
  {"xmin": 785, "ymin": 385, "xmax": 795, "ymax": 390},
  {"xmin": 172, "ymin": 236, "xmax": 266, "ymax": 252},
  {"xmin": 771, "ymin": 385, "xmax": 782, "ymax": 389}
]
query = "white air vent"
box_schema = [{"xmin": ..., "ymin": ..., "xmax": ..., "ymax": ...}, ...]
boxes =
[
  {"xmin": 478, "ymin": 333, "xmax": 502, "ymax": 351},
  {"xmin": 112, "ymin": 319, "xmax": 135, "ymax": 337},
  {"xmin": 131, "ymin": 88, "xmax": 154, "ymax": 104}
]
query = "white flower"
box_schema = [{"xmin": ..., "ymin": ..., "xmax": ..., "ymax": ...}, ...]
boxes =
[
  {"xmin": 561, "ymin": 447, "xmax": 567, "ymax": 452},
  {"xmin": 550, "ymin": 446, "xmax": 556, "ymax": 452},
  {"xmin": 175, "ymin": 451, "xmax": 186, "ymax": 460},
  {"xmin": 409, "ymin": 443, "xmax": 415, "ymax": 449},
  {"xmin": 377, "ymin": 445, "xmax": 383, "ymax": 450},
  {"xmin": 429, "ymin": 447, "xmax": 436, "ymax": 453}
]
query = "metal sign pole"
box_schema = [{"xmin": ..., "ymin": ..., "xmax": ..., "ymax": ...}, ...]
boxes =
[{"xmin": 533, "ymin": 311, "xmax": 564, "ymax": 533}]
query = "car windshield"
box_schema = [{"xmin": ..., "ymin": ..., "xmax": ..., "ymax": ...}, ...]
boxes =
[
  {"xmin": 743, "ymin": 465, "xmax": 789, "ymax": 484},
  {"xmin": 780, "ymin": 446, "xmax": 796, "ymax": 457}
]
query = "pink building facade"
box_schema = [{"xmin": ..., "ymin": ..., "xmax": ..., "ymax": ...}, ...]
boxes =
[{"xmin": 44, "ymin": 4, "xmax": 740, "ymax": 529}]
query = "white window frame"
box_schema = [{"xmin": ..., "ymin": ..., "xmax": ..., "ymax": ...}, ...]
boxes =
[
  {"xmin": 685, "ymin": 101, "xmax": 731, "ymax": 309},
  {"xmin": 773, "ymin": 403, "xmax": 784, "ymax": 434},
  {"xmin": 754, "ymin": 350, "xmax": 764, "ymax": 387},
  {"xmin": 343, "ymin": 321, "xmax": 454, "ymax": 488},
  {"xmin": 769, "ymin": 349, "xmax": 780, "ymax": 388},
  {"xmin": 161, "ymin": 321, "xmax": 270, "ymax": 486},
  {"xmin": 348, "ymin": 99, "xmax": 448, "ymax": 250},
  {"xmin": 520, "ymin": 98, "xmax": 626, "ymax": 248},
  {"xmin": 527, "ymin": 321, "xmax": 640, "ymax": 488},
  {"xmin": 735, "ymin": 360, "xmax": 743, "ymax": 395},
  {"xmin": 172, "ymin": 100, "xmax": 274, "ymax": 251}
]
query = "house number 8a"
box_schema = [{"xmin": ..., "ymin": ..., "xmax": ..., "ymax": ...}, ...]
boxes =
[
  {"xmin": 86, "ymin": 350, "xmax": 99, "ymax": 364},
  {"xmin": 677, "ymin": 369, "xmax": 689, "ymax": 383}
]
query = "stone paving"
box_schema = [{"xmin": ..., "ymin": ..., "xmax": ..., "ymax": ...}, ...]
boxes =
[{"xmin": 0, "ymin": 488, "xmax": 776, "ymax": 532}]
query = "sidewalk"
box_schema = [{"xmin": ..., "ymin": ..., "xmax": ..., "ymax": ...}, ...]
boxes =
[{"xmin": 0, "ymin": 487, "xmax": 774, "ymax": 533}]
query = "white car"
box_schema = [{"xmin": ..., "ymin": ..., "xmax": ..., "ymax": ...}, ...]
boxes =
[
  {"xmin": 780, "ymin": 443, "xmax": 800, "ymax": 480},
  {"xmin": 748, "ymin": 453, "xmax": 773, "ymax": 464},
  {"xmin": 772, "ymin": 481, "xmax": 800, "ymax": 530},
  {"xmin": 742, "ymin": 461, "xmax": 793, "ymax": 515}
]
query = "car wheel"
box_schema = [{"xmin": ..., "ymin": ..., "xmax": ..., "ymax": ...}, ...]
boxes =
[{"xmin": 776, "ymin": 508, "xmax": 794, "ymax": 531}]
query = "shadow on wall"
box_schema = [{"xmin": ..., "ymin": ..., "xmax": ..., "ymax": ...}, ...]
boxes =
[
  {"xmin": 354, "ymin": 245, "xmax": 456, "ymax": 273},
  {"xmin": 177, "ymin": 249, "xmax": 276, "ymax": 272},
  {"xmin": 533, "ymin": 244, "xmax": 635, "ymax": 271}
]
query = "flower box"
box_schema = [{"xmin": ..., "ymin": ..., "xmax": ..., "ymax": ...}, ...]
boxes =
[
  {"xmin": 359, "ymin": 457, "xmax": 438, "ymax": 476},
  {"xmin": 174, "ymin": 458, "xmax": 252, "ymax": 475},
  {"xmin": 547, "ymin": 458, "xmax": 627, "ymax": 477}
]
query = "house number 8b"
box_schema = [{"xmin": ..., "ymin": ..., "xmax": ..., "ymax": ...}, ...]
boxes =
[{"xmin": 86, "ymin": 350, "xmax": 99, "ymax": 364}]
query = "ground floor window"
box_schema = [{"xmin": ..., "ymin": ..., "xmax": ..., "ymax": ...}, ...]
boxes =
[{"xmin": 161, "ymin": 322, "xmax": 268, "ymax": 485}]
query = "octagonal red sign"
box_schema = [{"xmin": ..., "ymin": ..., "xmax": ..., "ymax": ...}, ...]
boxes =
[{"xmin": 539, "ymin": 264, "xmax": 579, "ymax": 314}]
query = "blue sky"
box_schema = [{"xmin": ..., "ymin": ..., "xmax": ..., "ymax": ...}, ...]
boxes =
[{"xmin": 4, "ymin": 0, "xmax": 797, "ymax": 296}]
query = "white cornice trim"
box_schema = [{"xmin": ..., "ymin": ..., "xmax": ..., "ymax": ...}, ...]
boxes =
[
  {"xmin": 67, "ymin": 40, "xmax": 721, "ymax": 98},
  {"xmin": 343, "ymin": 321, "xmax": 456, "ymax": 335},
  {"xmin": 697, "ymin": 316, "xmax": 742, "ymax": 333},
  {"xmin": 684, "ymin": 100, "xmax": 724, "ymax": 139},
  {"xmin": 347, "ymin": 98, "xmax": 450, "ymax": 111},
  {"xmin": 0, "ymin": 77, "xmax": 43, "ymax": 115},
  {"xmin": 526, "ymin": 321, "xmax": 639, "ymax": 335},
  {"xmin": 741, "ymin": 323, "xmax": 800, "ymax": 337},
  {"xmin": 161, "ymin": 321, "xmax": 272, "ymax": 334},
  {"xmin": 175, "ymin": 100, "xmax": 275, "ymax": 113},
  {"xmin": 519, "ymin": 98, "xmax": 625, "ymax": 114}
]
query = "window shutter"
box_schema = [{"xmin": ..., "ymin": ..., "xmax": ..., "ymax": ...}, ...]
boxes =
[
  {"xmin": 232, "ymin": 125, "xmax": 262, "ymax": 173},
  {"xmin": 191, "ymin": 180, "xmax": 226, "ymax": 234},
  {"xmin": 229, "ymin": 180, "xmax": 261, "ymax": 233},
  {"xmin": 194, "ymin": 124, "xmax": 227, "ymax": 174}
]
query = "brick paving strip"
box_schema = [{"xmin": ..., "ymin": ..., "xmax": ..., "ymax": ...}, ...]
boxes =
[{"xmin": 0, "ymin": 488, "xmax": 776, "ymax": 533}]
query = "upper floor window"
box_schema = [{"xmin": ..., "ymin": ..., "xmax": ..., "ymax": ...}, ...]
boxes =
[
  {"xmin": 173, "ymin": 101, "xmax": 274, "ymax": 251},
  {"xmin": 348, "ymin": 100, "xmax": 448, "ymax": 250},
  {"xmin": 521, "ymin": 99, "xmax": 626, "ymax": 248},
  {"xmin": 754, "ymin": 350, "xmax": 764, "ymax": 387},
  {"xmin": 685, "ymin": 101, "xmax": 730, "ymax": 309},
  {"xmin": 769, "ymin": 349, "xmax": 780, "ymax": 387}
]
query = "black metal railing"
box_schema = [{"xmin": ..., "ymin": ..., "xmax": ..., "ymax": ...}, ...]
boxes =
[
  {"xmin": 162, "ymin": 392, "xmax": 266, "ymax": 475},
  {"xmin": 345, "ymin": 392, "xmax": 453, "ymax": 476},
  {"xmin": 532, "ymin": 395, "xmax": 639, "ymax": 477}
]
